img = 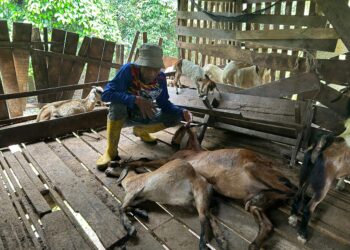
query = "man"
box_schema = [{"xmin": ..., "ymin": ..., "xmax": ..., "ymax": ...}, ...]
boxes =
[{"xmin": 96, "ymin": 43, "xmax": 192, "ymax": 171}]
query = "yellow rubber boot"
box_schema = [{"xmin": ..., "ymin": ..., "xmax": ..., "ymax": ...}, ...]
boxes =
[
  {"xmin": 133, "ymin": 123, "xmax": 166, "ymax": 144},
  {"xmin": 96, "ymin": 119, "xmax": 124, "ymax": 171}
]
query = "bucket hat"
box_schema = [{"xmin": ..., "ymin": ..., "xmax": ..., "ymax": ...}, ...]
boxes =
[{"xmin": 135, "ymin": 43, "xmax": 165, "ymax": 68}]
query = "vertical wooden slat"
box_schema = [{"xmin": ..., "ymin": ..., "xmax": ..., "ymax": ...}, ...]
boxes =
[
  {"xmin": 57, "ymin": 31, "xmax": 79, "ymax": 100},
  {"xmin": 142, "ymin": 32, "xmax": 148, "ymax": 43},
  {"xmin": 12, "ymin": 22, "xmax": 32, "ymax": 112},
  {"xmin": 201, "ymin": 0, "xmax": 208, "ymax": 66},
  {"xmin": 62, "ymin": 36, "xmax": 91, "ymax": 100},
  {"xmin": 127, "ymin": 31, "xmax": 140, "ymax": 63},
  {"xmin": 98, "ymin": 40, "xmax": 115, "ymax": 82},
  {"xmin": 31, "ymin": 27, "xmax": 50, "ymax": 104},
  {"xmin": 47, "ymin": 29, "xmax": 66, "ymax": 101},
  {"xmin": 0, "ymin": 21, "xmax": 22, "ymax": 117},
  {"xmin": 178, "ymin": 0, "xmax": 188, "ymax": 59},
  {"xmin": 120, "ymin": 44, "xmax": 125, "ymax": 64},
  {"xmin": 82, "ymin": 37, "xmax": 104, "ymax": 98},
  {"xmin": 0, "ymin": 77, "xmax": 9, "ymax": 120}
]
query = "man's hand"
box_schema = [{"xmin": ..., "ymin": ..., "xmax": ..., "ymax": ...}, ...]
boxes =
[
  {"xmin": 135, "ymin": 96, "xmax": 155, "ymax": 119},
  {"xmin": 183, "ymin": 109, "xmax": 193, "ymax": 127}
]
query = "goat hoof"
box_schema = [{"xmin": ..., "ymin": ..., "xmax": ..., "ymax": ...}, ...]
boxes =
[
  {"xmin": 297, "ymin": 234, "xmax": 307, "ymax": 244},
  {"xmin": 216, "ymin": 237, "xmax": 228, "ymax": 250},
  {"xmin": 248, "ymin": 242, "xmax": 259, "ymax": 250},
  {"xmin": 133, "ymin": 208, "xmax": 149, "ymax": 221},
  {"xmin": 288, "ymin": 215, "xmax": 298, "ymax": 227},
  {"xmin": 105, "ymin": 168, "xmax": 121, "ymax": 178},
  {"xmin": 336, "ymin": 182, "xmax": 345, "ymax": 191},
  {"xmin": 127, "ymin": 225, "xmax": 137, "ymax": 237}
]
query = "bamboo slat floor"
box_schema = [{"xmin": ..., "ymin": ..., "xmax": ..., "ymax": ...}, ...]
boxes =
[{"xmin": 0, "ymin": 125, "xmax": 349, "ymax": 250}]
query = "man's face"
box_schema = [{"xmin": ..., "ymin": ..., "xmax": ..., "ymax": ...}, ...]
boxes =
[{"xmin": 140, "ymin": 66, "xmax": 160, "ymax": 83}]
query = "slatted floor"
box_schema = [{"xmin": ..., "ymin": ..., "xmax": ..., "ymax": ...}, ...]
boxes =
[{"xmin": 0, "ymin": 126, "xmax": 349, "ymax": 250}]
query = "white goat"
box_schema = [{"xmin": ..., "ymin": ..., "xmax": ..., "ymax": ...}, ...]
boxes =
[
  {"xmin": 106, "ymin": 159, "xmax": 226, "ymax": 250},
  {"xmin": 173, "ymin": 59, "xmax": 212, "ymax": 95},
  {"xmin": 203, "ymin": 61, "xmax": 271, "ymax": 89},
  {"xmin": 36, "ymin": 86, "xmax": 103, "ymax": 122}
]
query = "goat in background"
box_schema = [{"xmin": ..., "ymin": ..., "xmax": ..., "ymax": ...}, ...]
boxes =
[
  {"xmin": 36, "ymin": 86, "xmax": 103, "ymax": 122},
  {"xmin": 173, "ymin": 59, "xmax": 212, "ymax": 96}
]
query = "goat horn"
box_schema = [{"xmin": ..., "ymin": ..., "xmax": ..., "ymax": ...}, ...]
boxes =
[{"xmin": 116, "ymin": 166, "xmax": 129, "ymax": 185}]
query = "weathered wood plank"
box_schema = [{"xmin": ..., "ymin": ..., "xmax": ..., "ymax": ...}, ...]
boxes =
[
  {"xmin": 26, "ymin": 142, "xmax": 126, "ymax": 249},
  {"xmin": 57, "ymin": 31, "xmax": 79, "ymax": 100},
  {"xmin": 13, "ymin": 151, "xmax": 47, "ymax": 194},
  {"xmin": 315, "ymin": 84, "xmax": 350, "ymax": 118},
  {"xmin": 3, "ymin": 152, "xmax": 51, "ymax": 216},
  {"xmin": 177, "ymin": 41, "xmax": 350, "ymax": 84},
  {"xmin": 62, "ymin": 135, "xmax": 173, "ymax": 231},
  {"xmin": 0, "ymin": 168, "xmax": 33, "ymax": 249},
  {"xmin": 0, "ymin": 108, "xmax": 108, "ymax": 148},
  {"xmin": 41, "ymin": 211, "xmax": 92, "ymax": 250},
  {"xmin": 237, "ymin": 73, "xmax": 320, "ymax": 98},
  {"xmin": 12, "ymin": 22, "xmax": 32, "ymax": 111},
  {"xmin": 47, "ymin": 29, "xmax": 66, "ymax": 101},
  {"xmin": 177, "ymin": 26, "xmax": 339, "ymax": 40},
  {"xmin": 98, "ymin": 40, "xmax": 115, "ymax": 82},
  {"xmin": 31, "ymin": 28, "xmax": 50, "ymax": 104},
  {"xmin": 46, "ymin": 140, "xmax": 165, "ymax": 249},
  {"xmin": 316, "ymin": 0, "xmax": 350, "ymax": 51},
  {"xmin": 177, "ymin": 11, "xmax": 327, "ymax": 27},
  {"xmin": 127, "ymin": 31, "xmax": 140, "ymax": 63},
  {"xmin": 0, "ymin": 77, "xmax": 9, "ymax": 120},
  {"xmin": 0, "ymin": 21, "xmax": 22, "ymax": 117},
  {"xmin": 82, "ymin": 37, "xmax": 104, "ymax": 98}
]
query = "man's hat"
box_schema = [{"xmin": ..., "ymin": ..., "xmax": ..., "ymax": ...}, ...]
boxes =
[{"xmin": 135, "ymin": 43, "xmax": 165, "ymax": 68}]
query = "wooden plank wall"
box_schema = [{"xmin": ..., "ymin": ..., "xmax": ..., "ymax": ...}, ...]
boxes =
[
  {"xmin": 0, "ymin": 21, "xmax": 125, "ymax": 120},
  {"xmin": 176, "ymin": 0, "xmax": 348, "ymax": 83}
]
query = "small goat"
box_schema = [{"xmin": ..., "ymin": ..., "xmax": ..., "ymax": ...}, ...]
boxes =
[
  {"xmin": 173, "ymin": 59, "xmax": 212, "ymax": 96},
  {"xmin": 289, "ymin": 118, "xmax": 350, "ymax": 243},
  {"xmin": 107, "ymin": 125, "xmax": 297, "ymax": 250},
  {"xmin": 107, "ymin": 159, "xmax": 226, "ymax": 250},
  {"xmin": 36, "ymin": 86, "xmax": 103, "ymax": 122}
]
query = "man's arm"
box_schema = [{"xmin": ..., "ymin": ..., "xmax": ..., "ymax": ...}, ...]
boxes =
[{"xmin": 102, "ymin": 64, "xmax": 136, "ymax": 109}]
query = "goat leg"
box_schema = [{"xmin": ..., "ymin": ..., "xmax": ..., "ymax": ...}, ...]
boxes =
[
  {"xmin": 298, "ymin": 182, "xmax": 330, "ymax": 244},
  {"xmin": 248, "ymin": 206, "xmax": 273, "ymax": 250},
  {"xmin": 132, "ymin": 207, "xmax": 149, "ymax": 221},
  {"xmin": 208, "ymin": 214, "xmax": 227, "ymax": 250}
]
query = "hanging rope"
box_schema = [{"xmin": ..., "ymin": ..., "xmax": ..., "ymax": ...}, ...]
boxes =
[{"xmin": 189, "ymin": 0, "xmax": 283, "ymax": 23}]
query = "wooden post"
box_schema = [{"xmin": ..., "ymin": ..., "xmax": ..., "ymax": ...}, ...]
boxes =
[{"xmin": 127, "ymin": 31, "xmax": 140, "ymax": 63}]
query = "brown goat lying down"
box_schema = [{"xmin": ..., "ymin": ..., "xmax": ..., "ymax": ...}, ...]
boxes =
[
  {"xmin": 107, "ymin": 126, "xmax": 297, "ymax": 250},
  {"xmin": 108, "ymin": 159, "xmax": 226, "ymax": 250}
]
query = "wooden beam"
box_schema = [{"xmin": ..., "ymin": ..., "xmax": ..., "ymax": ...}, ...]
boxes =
[
  {"xmin": 177, "ymin": 11, "xmax": 327, "ymax": 27},
  {"xmin": 237, "ymin": 73, "xmax": 320, "ymax": 98},
  {"xmin": 177, "ymin": 41, "xmax": 350, "ymax": 84},
  {"xmin": 177, "ymin": 26, "xmax": 339, "ymax": 40},
  {"xmin": 127, "ymin": 31, "xmax": 140, "ymax": 63},
  {"xmin": 0, "ymin": 108, "xmax": 108, "ymax": 148},
  {"xmin": 316, "ymin": 0, "xmax": 350, "ymax": 51},
  {"xmin": 0, "ymin": 80, "xmax": 108, "ymax": 101}
]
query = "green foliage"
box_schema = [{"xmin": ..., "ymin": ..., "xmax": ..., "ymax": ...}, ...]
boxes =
[
  {"xmin": 0, "ymin": 0, "xmax": 177, "ymax": 56},
  {"xmin": 110, "ymin": 0, "xmax": 177, "ymax": 56}
]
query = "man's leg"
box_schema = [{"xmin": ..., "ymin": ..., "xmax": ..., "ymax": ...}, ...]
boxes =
[
  {"xmin": 133, "ymin": 111, "xmax": 182, "ymax": 144},
  {"xmin": 96, "ymin": 103, "xmax": 128, "ymax": 171}
]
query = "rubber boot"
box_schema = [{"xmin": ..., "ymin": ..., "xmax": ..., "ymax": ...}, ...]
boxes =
[
  {"xmin": 133, "ymin": 123, "xmax": 166, "ymax": 144},
  {"xmin": 96, "ymin": 119, "xmax": 124, "ymax": 171}
]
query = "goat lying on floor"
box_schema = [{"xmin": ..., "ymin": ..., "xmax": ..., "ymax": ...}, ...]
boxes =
[
  {"xmin": 36, "ymin": 86, "xmax": 103, "ymax": 122},
  {"xmin": 289, "ymin": 118, "xmax": 350, "ymax": 243},
  {"xmin": 106, "ymin": 125, "xmax": 297, "ymax": 250},
  {"xmin": 108, "ymin": 159, "xmax": 226, "ymax": 250}
]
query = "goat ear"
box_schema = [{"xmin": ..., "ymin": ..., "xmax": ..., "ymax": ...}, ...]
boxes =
[{"xmin": 116, "ymin": 167, "xmax": 129, "ymax": 185}]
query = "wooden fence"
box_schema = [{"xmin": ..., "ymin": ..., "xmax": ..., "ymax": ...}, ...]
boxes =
[{"xmin": 0, "ymin": 21, "xmax": 124, "ymax": 119}]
